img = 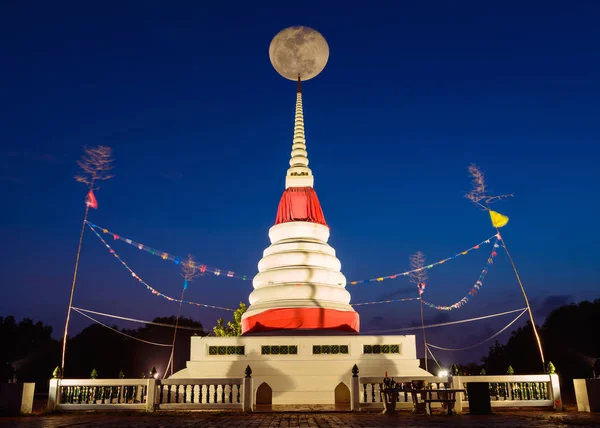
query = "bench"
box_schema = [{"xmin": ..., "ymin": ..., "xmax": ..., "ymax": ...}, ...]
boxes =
[
  {"xmin": 423, "ymin": 397, "xmax": 456, "ymax": 415},
  {"xmin": 405, "ymin": 388, "xmax": 465, "ymax": 415}
]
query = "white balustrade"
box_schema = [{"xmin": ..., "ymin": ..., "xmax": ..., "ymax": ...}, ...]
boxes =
[
  {"xmin": 48, "ymin": 375, "xmax": 251, "ymax": 412},
  {"xmin": 356, "ymin": 374, "xmax": 562, "ymax": 413},
  {"xmin": 358, "ymin": 376, "xmax": 449, "ymax": 410}
]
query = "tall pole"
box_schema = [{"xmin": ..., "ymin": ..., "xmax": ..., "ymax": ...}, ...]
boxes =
[
  {"xmin": 61, "ymin": 202, "xmax": 91, "ymax": 375},
  {"xmin": 164, "ymin": 288, "xmax": 186, "ymax": 378},
  {"xmin": 485, "ymin": 198, "xmax": 545, "ymax": 371},
  {"xmin": 497, "ymin": 229, "xmax": 546, "ymax": 371},
  {"xmin": 419, "ymin": 289, "xmax": 428, "ymax": 372},
  {"xmin": 480, "ymin": 198, "xmax": 545, "ymax": 371}
]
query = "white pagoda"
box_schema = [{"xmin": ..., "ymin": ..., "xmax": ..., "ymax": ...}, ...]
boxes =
[
  {"xmin": 172, "ymin": 27, "xmax": 430, "ymax": 406},
  {"xmin": 241, "ymin": 78, "xmax": 359, "ymax": 335}
]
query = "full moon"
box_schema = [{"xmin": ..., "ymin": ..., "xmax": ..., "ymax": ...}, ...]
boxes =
[{"xmin": 269, "ymin": 26, "xmax": 329, "ymax": 81}]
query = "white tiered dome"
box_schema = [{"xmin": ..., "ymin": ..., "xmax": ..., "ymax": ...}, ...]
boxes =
[{"xmin": 246, "ymin": 221, "xmax": 353, "ymax": 314}]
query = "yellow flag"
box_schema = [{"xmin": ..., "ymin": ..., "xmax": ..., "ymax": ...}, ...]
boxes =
[{"xmin": 489, "ymin": 210, "xmax": 509, "ymax": 228}]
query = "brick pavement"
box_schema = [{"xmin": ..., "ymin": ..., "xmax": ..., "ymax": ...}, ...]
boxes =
[{"xmin": 2, "ymin": 411, "xmax": 600, "ymax": 428}]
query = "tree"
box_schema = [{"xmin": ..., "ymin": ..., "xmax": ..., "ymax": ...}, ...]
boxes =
[
  {"xmin": 74, "ymin": 145, "xmax": 115, "ymax": 188},
  {"xmin": 63, "ymin": 315, "xmax": 206, "ymax": 379},
  {"xmin": 408, "ymin": 251, "xmax": 427, "ymax": 293},
  {"xmin": 129, "ymin": 316, "xmax": 206, "ymax": 376},
  {"xmin": 482, "ymin": 322, "xmax": 540, "ymax": 375},
  {"xmin": 181, "ymin": 254, "xmax": 202, "ymax": 283},
  {"xmin": 213, "ymin": 302, "xmax": 247, "ymax": 336},
  {"xmin": 0, "ymin": 316, "xmax": 58, "ymax": 387},
  {"xmin": 481, "ymin": 299, "xmax": 600, "ymax": 394},
  {"xmin": 464, "ymin": 163, "xmax": 513, "ymax": 209},
  {"xmin": 1, "ymin": 313, "xmax": 207, "ymax": 385}
]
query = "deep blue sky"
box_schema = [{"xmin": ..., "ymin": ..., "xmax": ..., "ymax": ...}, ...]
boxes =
[{"xmin": 2, "ymin": 1, "xmax": 599, "ymax": 364}]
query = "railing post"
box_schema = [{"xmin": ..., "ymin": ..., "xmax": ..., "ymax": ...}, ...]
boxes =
[
  {"xmin": 47, "ymin": 378, "xmax": 60, "ymax": 412},
  {"xmin": 451, "ymin": 375, "xmax": 463, "ymax": 414},
  {"xmin": 351, "ymin": 364, "xmax": 360, "ymax": 412},
  {"xmin": 135, "ymin": 381, "xmax": 142, "ymax": 403},
  {"xmin": 243, "ymin": 365, "xmax": 253, "ymax": 412},
  {"xmin": 146, "ymin": 379, "xmax": 157, "ymax": 412},
  {"xmin": 549, "ymin": 374, "xmax": 562, "ymax": 411},
  {"xmin": 573, "ymin": 379, "xmax": 591, "ymax": 412}
]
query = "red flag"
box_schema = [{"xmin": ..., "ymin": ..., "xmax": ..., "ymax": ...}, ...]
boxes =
[{"xmin": 85, "ymin": 190, "xmax": 98, "ymax": 209}]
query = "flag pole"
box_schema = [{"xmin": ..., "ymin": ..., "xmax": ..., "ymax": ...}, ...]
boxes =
[
  {"xmin": 64, "ymin": 145, "xmax": 113, "ymax": 376},
  {"xmin": 419, "ymin": 290, "xmax": 428, "ymax": 372},
  {"xmin": 61, "ymin": 200, "xmax": 91, "ymax": 376},
  {"xmin": 164, "ymin": 287, "xmax": 186, "ymax": 378},
  {"xmin": 496, "ymin": 229, "xmax": 546, "ymax": 371},
  {"xmin": 486, "ymin": 205, "xmax": 545, "ymax": 371}
]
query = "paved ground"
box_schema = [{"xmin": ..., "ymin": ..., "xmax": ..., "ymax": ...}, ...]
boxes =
[{"xmin": 2, "ymin": 411, "xmax": 600, "ymax": 428}]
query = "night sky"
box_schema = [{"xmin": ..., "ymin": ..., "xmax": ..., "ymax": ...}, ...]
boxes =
[{"xmin": 2, "ymin": 2, "xmax": 599, "ymax": 364}]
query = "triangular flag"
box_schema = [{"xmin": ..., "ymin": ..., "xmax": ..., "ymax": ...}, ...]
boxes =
[
  {"xmin": 85, "ymin": 190, "xmax": 98, "ymax": 209},
  {"xmin": 489, "ymin": 210, "xmax": 509, "ymax": 228}
]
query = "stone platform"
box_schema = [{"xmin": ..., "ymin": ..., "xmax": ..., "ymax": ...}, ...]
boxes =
[{"xmin": 172, "ymin": 334, "xmax": 430, "ymax": 405}]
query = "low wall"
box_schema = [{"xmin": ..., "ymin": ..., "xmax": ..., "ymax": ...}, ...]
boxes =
[
  {"xmin": 47, "ymin": 372, "xmax": 251, "ymax": 412},
  {"xmin": 358, "ymin": 373, "xmax": 562, "ymax": 413},
  {"xmin": 0, "ymin": 383, "xmax": 35, "ymax": 415},
  {"xmin": 574, "ymin": 378, "xmax": 600, "ymax": 412},
  {"xmin": 47, "ymin": 369, "xmax": 563, "ymax": 413}
]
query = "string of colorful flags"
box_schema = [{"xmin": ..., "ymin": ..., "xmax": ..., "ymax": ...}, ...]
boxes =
[
  {"xmin": 87, "ymin": 223, "xmax": 234, "ymax": 311},
  {"xmin": 348, "ymin": 234, "xmax": 499, "ymax": 285},
  {"xmin": 86, "ymin": 221, "xmax": 249, "ymax": 281},
  {"xmin": 85, "ymin": 219, "xmax": 503, "ymax": 311},
  {"xmin": 349, "ymin": 236, "xmax": 499, "ymax": 308},
  {"xmin": 351, "ymin": 297, "xmax": 421, "ymax": 307},
  {"xmin": 421, "ymin": 236, "xmax": 502, "ymax": 311}
]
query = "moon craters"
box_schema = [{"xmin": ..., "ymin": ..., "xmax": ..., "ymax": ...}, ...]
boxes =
[{"xmin": 269, "ymin": 26, "xmax": 329, "ymax": 81}]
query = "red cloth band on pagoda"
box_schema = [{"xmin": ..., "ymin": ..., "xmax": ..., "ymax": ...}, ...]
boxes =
[
  {"xmin": 242, "ymin": 307, "xmax": 360, "ymax": 334},
  {"xmin": 275, "ymin": 186, "xmax": 328, "ymax": 226}
]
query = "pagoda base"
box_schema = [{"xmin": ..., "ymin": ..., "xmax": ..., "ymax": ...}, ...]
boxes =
[
  {"xmin": 172, "ymin": 334, "xmax": 431, "ymax": 405},
  {"xmin": 242, "ymin": 307, "xmax": 359, "ymax": 334}
]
